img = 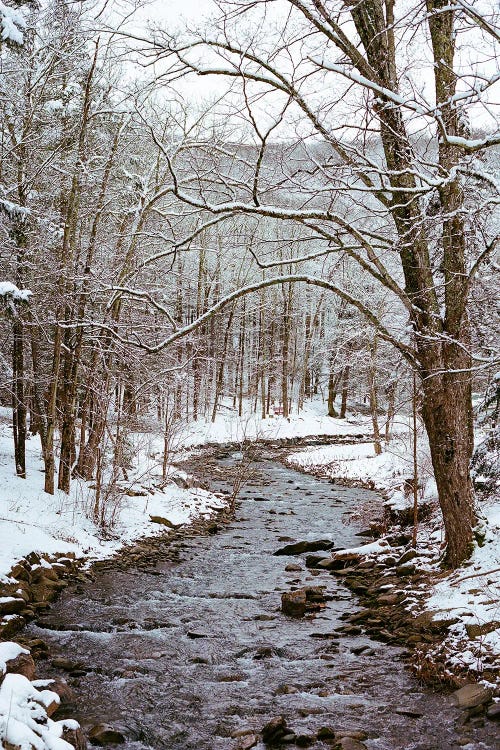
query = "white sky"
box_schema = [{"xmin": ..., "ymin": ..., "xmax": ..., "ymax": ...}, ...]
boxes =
[
  {"xmin": 137, "ymin": 0, "xmax": 217, "ymax": 32},
  {"xmin": 121, "ymin": 0, "xmax": 499, "ymax": 135}
]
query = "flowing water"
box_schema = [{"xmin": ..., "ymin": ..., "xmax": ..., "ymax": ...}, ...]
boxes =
[{"xmin": 27, "ymin": 452, "xmax": 497, "ymax": 749}]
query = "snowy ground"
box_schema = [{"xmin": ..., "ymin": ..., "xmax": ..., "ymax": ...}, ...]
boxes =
[
  {"xmin": 0, "ymin": 401, "xmax": 374, "ymax": 581},
  {"xmin": 287, "ymin": 431, "xmax": 500, "ymax": 686},
  {"xmin": 0, "ymin": 418, "xmax": 225, "ymax": 582},
  {"xmin": 287, "ymin": 432, "xmax": 438, "ymax": 510},
  {"xmin": 175, "ymin": 401, "xmax": 375, "ymax": 448}
]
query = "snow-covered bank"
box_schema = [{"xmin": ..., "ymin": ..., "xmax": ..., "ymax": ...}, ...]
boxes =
[
  {"xmin": 0, "ymin": 399, "xmax": 375, "ymax": 587},
  {"xmin": 0, "ymin": 641, "xmax": 82, "ymax": 750},
  {"xmin": 287, "ymin": 433, "xmax": 438, "ymax": 511},
  {"xmin": 180, "ymin": 402, "xmax": 374, "ymax": 447},
  {"xmin": 287, "ymin": 434, "xmax": 500, "ymax": 687},
  {"xmin": 0, "ymin": 419, "xmax": 225, "ymax": 584}
]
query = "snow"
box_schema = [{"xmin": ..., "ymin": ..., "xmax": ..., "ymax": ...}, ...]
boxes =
[
  {"xmin": 287, "ymin": 428, "xmax": 435, "ymax": 510},
  {"xmin": 0, "ymin": 418, "xmax": 226, "ymax": 582},
  {"xmin": 180, "ymin": 401, "xmax": 373, "ymax": 447},
  {"xmin": 0, "ymin": 642, "xmax": 29, "ymax": 676},
  {"xmin": 0, "ymin": 282, "xmax": 32, "ymax": 303},
  {"xmin": 333, "ymin": 539, "xmax": 391, "ymax": 557},
  {"xmin": 0, "ymin": 198, "xmax": 30, "ymax": 221},
  {"xmin": 0, "ymin": 673, "xmax": 75, "ymax": 750},
  {"xmin": 0, "ymin": 2, "xmax": 26, "ymax": 45}
]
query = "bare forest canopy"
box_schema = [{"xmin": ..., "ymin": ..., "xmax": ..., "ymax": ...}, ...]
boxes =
[{"xmin": 0, "ymin": 0, "xmax": 499, "ymax": 568}]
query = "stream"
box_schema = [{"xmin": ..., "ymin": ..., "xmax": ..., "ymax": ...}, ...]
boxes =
[{"xmin": 27, "ymin": 451, "xmax": 497, "ymax": 750}]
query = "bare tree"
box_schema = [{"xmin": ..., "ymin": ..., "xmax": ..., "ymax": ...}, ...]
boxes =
[{"xmin": 121, "ymin": 0, "xmax": 500, "ymax": 567}]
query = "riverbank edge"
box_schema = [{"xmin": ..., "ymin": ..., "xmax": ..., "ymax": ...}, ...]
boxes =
[
  {"xmin": 282, "ymin": 450, "xmax": 500, "ymax": 700},
  {"xmin": 0, "ymin": 486, "xmax": 234, "ymax": 750}
]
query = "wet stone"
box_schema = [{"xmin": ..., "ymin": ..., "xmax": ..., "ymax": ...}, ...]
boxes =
[
  {"xmin": 274, "ymin": 540, "xmax": 334, "ymax": 556},
  {"xmin": 486, "ymin": 703, "xmax": 500, "ymax": 720},
  {"xmin": 281, "ymin": 589, "xmax": 307, "ymax": 617},
  {"xmin": 262, "ymin": 716, "xmax": 289, "ymax": 745},
  {"xmin": 88, "ymin": 724, "xmax": 126, "ymax": 745},
  {"xmin": 237, "ymin": 734, "xmax": 258, "ymax": 749}
]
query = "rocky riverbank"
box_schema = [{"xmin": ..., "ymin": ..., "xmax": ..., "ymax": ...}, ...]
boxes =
[
  {"xmin": 0, "ymin": 496, "xmax": 233, "ymax": 750},
  {"xmin": 283, "ymin": 448, "xmax": 500, "ymax": 704},
  {"xmin": 3, "ymin": 443, "xmax": 499, "ymax": 750}
]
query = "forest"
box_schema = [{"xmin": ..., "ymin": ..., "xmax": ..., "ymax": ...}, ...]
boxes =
[{"xmin": 0, "ymin": 2, "xmax": 499, "ymax": 749}]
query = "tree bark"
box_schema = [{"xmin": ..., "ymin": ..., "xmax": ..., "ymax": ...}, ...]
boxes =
[
  {"xmin": 340, "ymin": 366, "xmax": 349, "ymax": 419},
  {"xmin": 369, "ymin": 335, "xmax": 382, "ymax": 455},
  {"xmin": 12, "ymin": 317, "xmax": 26, "ymax": 477}
]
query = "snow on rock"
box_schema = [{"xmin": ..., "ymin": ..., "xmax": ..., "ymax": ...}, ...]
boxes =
[
  {"xmin": 0, "ymin": 672, "xmax": 76, "ymax": 750},
  {"xmin": 0, "ymin": 2, "xmax": 26, "ymax": 45},
  {"xmin": 333, "ymin": 539, "xmax": 391, "ymax": 558},
  {"xmin": 0, "ymin": 642, "xmax": 29, "ymax": 676},
  {"xmin": 424, "ymin": 498, "xmax": 500, "ymax": 680}
]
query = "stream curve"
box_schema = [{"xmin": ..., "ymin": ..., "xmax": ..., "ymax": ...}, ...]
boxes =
[{"xmin": 26, "ymin": 452, "xmax": 497, "ymax": 750}]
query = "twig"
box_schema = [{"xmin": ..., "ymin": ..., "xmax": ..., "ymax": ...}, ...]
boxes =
[{"xmin": 451, "ymin": 567, "xmax": 500, "ymax": 585}]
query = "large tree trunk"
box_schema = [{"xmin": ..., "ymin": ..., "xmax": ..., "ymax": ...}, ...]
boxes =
[
  {"xmin": 339, "ymin": 366, "xmax": 349, "ymax": 419},
  {"xmin": 44, "ymin": 324, "xmax": 63, "ymax": 494},
  {"xmin": 419, "ymin": 341, "xmax": 475, "ymax": 568},
  {"xmin": 327, "ymin": 372, "xmax": 338, "ymax": 417},
  {"xmin": 211, "ymin": 304, "xmax": 235, "ymax": 422},
  {"xmin": 349, "ymin": 0, "xmax": 476, "ymax": 566},
  {"xmin": 281, "ymin": 282, "xmax": 293, "ymax": 418},
  {"xmin": 58, "ymin": 339, "xmax": 79, "ymax": 493}
]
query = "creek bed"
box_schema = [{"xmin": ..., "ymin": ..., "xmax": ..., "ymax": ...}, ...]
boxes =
[{"xmin": 26, "ymin": 452, "xmax": 497, "ymax": 749}]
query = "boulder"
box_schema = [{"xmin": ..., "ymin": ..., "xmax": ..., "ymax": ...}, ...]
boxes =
[
  {"xmin": 281, "ymin": 590, "xmax": 307, "ymax": 617},
  {"xmin": 397, "ymin": 549, "xmax": 417, "ymax": 566},
  {"xmin": 30, "ymin": 577, "xmax": 63, "ymax": 603},
  {"xmin": 295, "ymin": 734, "xmax": 314, "ymax": 747},
  {"xmin": 317, "ymin": 727, "xmax": 336, "ymax": 740},
  {"xmin": 149, "ymin": 515, "xmax": 180, "ymax": 529},
  {"xmin": 46, "ymin": 677, "xmax": 77, "ymax": 707},
  {"xmin": 395, "ymin": 563, "xmax": 416, "ymax": 577},
  {"xmin": 10, "ymin": 563, "xmax": 31, "ymax": 582},
  {"xmin": 63, "ymin": 725, "xmax": 88, "ymax": 750},
  {"xmin": 337, "ymin": 739, "xmax": 367, "ymax": 750},
  {"xmin": 452, "ymin": 683, "xmax": 493, "ymax": 709},
  {"xmin": 0, "ymin": 615, "xmax": 25, "ymax": 639},
  {"xmin": 0, "ymin": 598, "xmax": 26, "ymax": 616},
  {"xmin": 486, "ymin": 703, "xmax": 500, "ymax": 720},
  {"xmin": 304, "ymin": 585, "xmax": 327, "ymax": 603},
  {"xmin": 305, "ymin": 555, "xmax": 329, "ymax": 569},
  {"xmin": 4, "ymin": 652, "xmax": 36, "ymax": 681},
  {"xmin": 262, "ymin": 716, "xmax": 289, "ymax": 745},
  {"xmin": 238, "ymin": 735, "xmax": 258, "ymax": 749},
  {"xmin": 274, "ymin": 540, "xmax": 334, "ymax": 556},
  {"xmin": 465, "ymin": 621, "xmax": 500, "ymax": 639}
]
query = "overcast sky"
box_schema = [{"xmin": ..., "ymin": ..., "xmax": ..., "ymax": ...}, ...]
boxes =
[
  {"xmin": 137, "ymin": 0, "xmax": 217, "ymax": 32},
  {"xmin": 120, "ymin": 0, "xmax": 498, "ymax": 134}
]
